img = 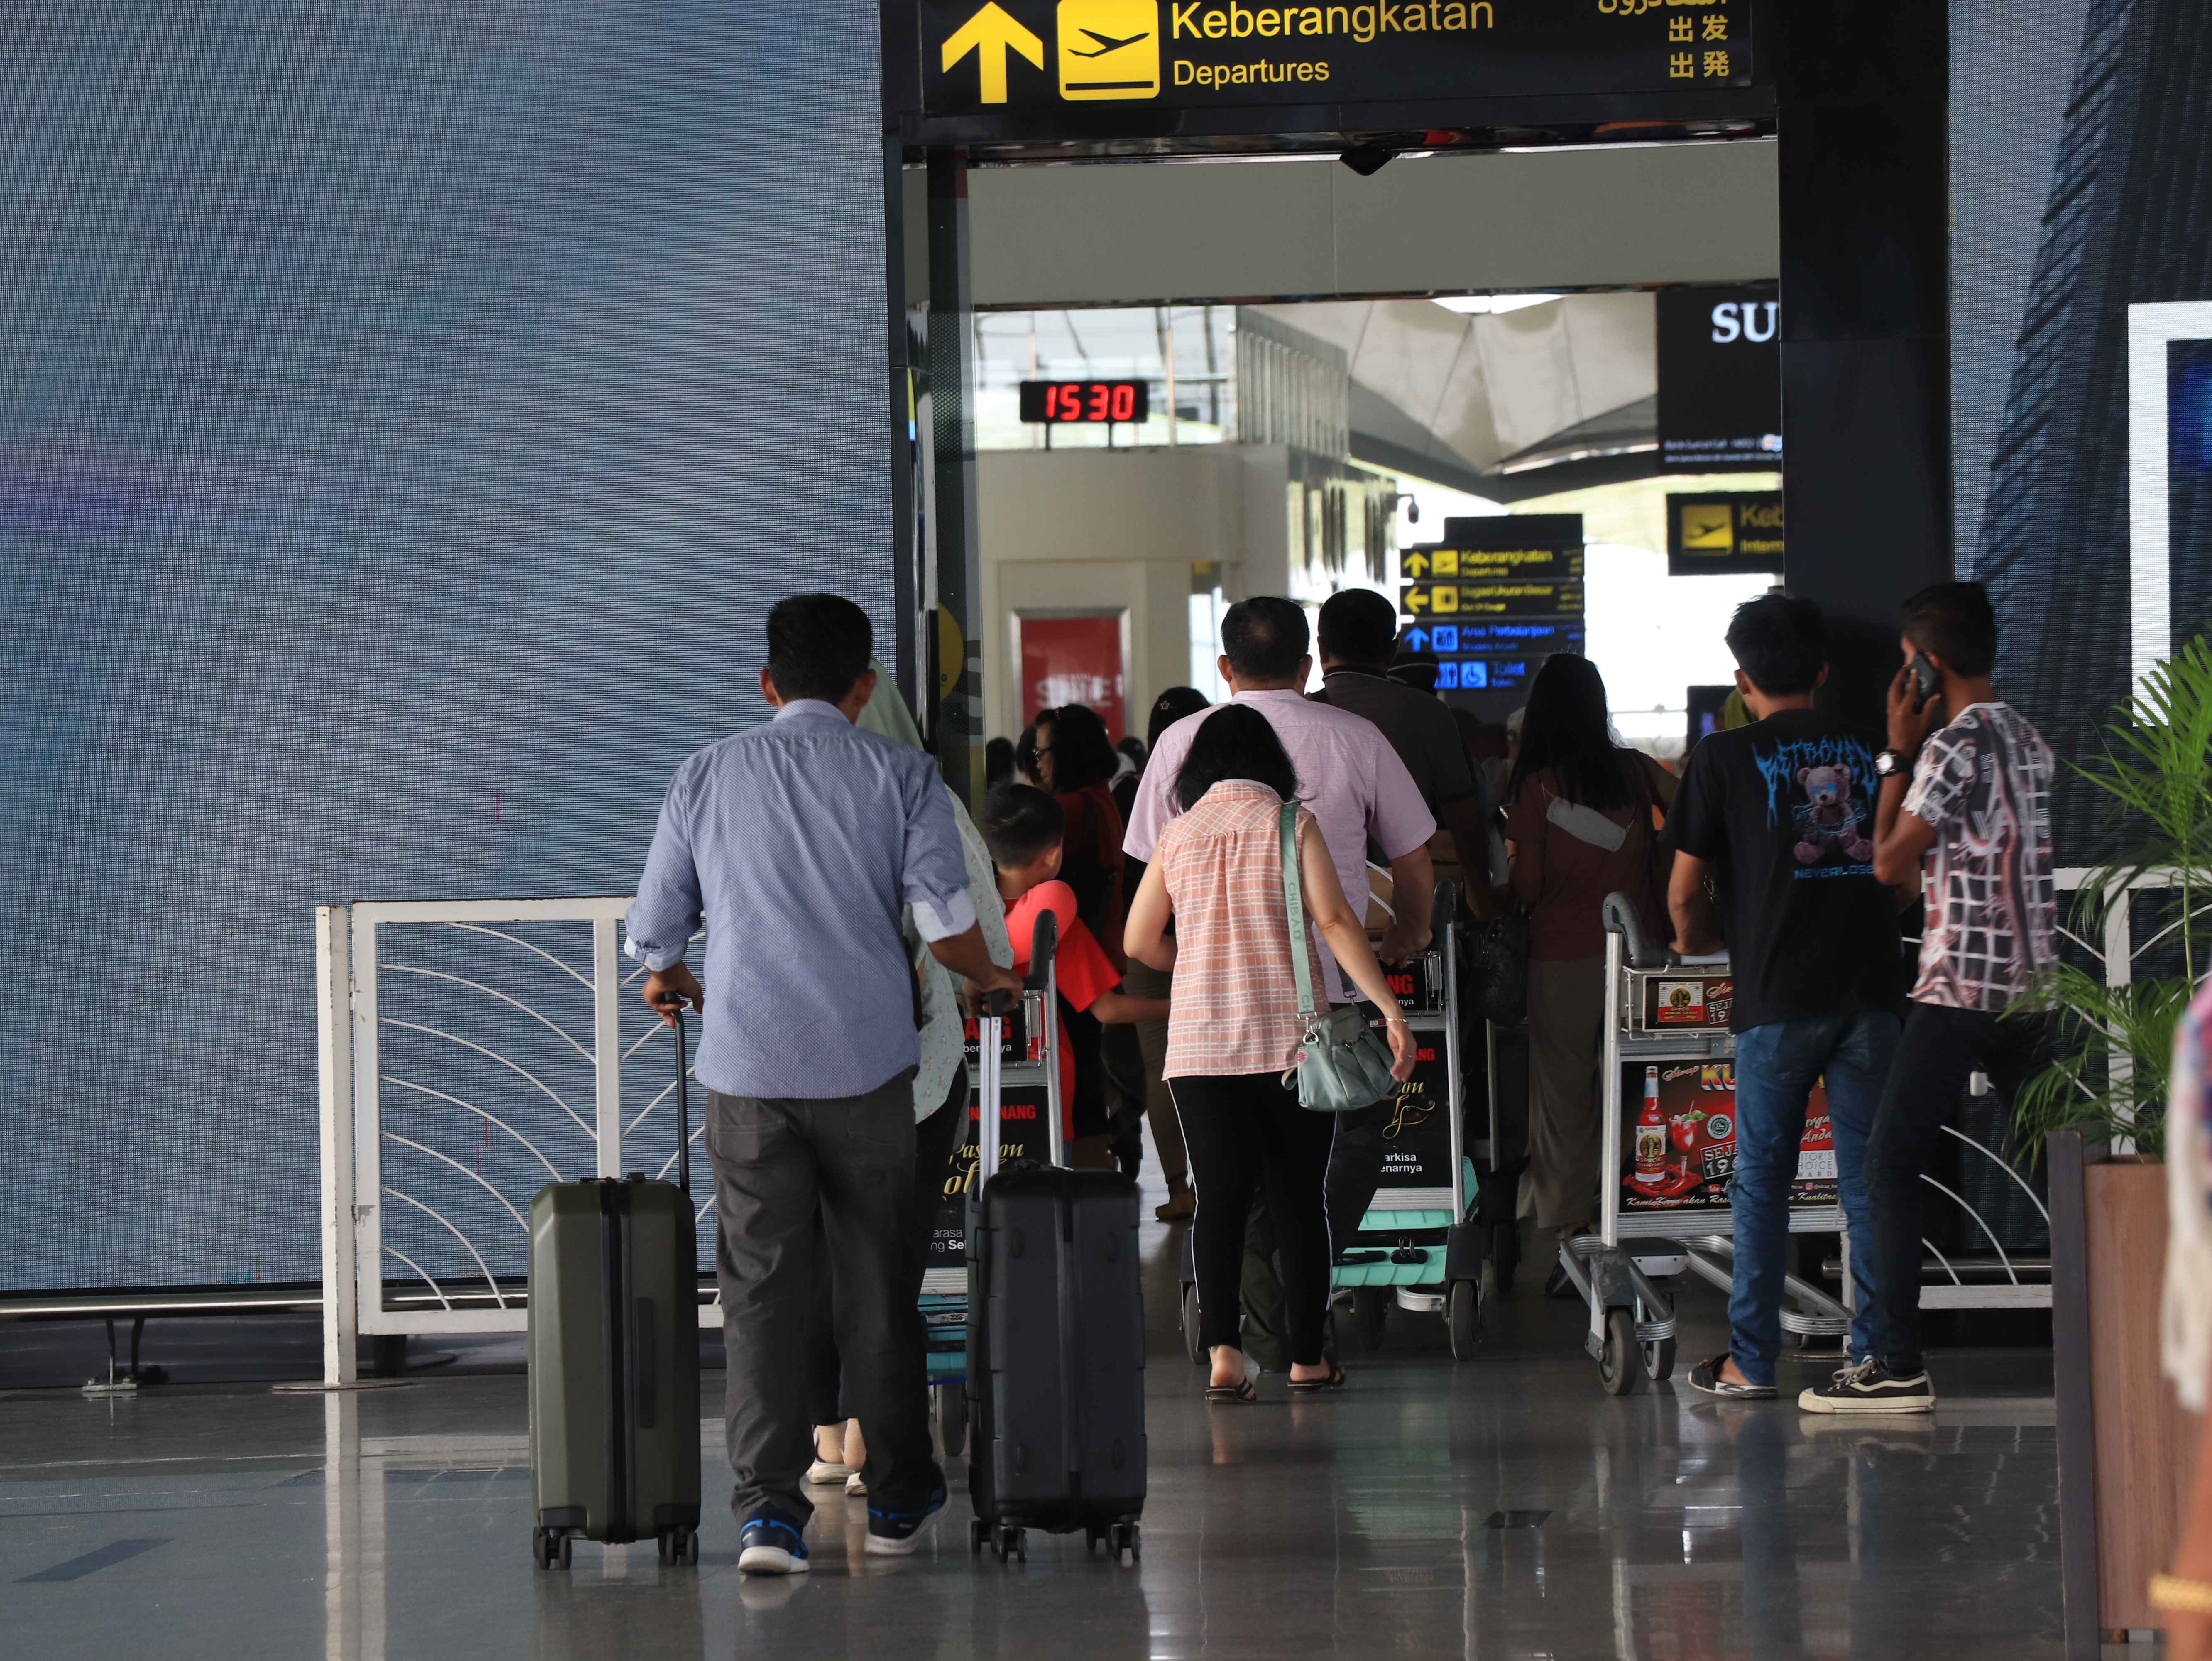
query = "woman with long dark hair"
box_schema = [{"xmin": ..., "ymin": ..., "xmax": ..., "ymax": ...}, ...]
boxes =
[
  {"xmin": 1125, "ymin": 705, "xmax": 1413, "ymax": 1401},
  {"xmin": 1112, "ymin": 687, "xmax": 1215, "ymax": 1217},
  {"xmin": 1502, "ymin": 654, "xmax": 1677, "ymax": 1262}
]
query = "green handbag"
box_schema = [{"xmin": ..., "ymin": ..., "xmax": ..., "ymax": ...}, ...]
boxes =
[{"xmin": 1276, "ymin": 800, "xmax": 1401, "ymax": 1113}]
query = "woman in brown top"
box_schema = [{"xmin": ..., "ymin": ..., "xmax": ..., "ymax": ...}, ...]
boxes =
[{"xmin": 1502, "ymin": 655, "xmax": 1677, "ymax": 1259}]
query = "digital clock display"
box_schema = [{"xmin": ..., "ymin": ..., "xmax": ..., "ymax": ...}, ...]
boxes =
[{"xmin": 1018, "ymin": 379, "xmax": 1150, "ymax": 425}]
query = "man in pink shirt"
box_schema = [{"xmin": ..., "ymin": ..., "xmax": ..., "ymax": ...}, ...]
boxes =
[{"xmin": 1123, "ymin": 596, "xmax": 1436, "ymax": 1369}]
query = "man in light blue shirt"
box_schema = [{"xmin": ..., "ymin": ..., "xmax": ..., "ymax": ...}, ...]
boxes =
[{"xmin": 626, "ymin": 593, "xmax": 1018, "ymax": 1573}]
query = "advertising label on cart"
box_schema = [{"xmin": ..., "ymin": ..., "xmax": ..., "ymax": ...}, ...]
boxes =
[
  {"xmin": 1381, "ymin": 951, "xmax": 1446, "ymax": 1014},
  {"xmin": 961, "ymin": 1003, "xmax": 1036, "ymax": 1061},
  {"xmin": 926, "ymin": 1088, "xmax": 1052, "ymax": 1267},
  {"xmin": 1644, "ymin": 975, "xmax": 1732, "ymax": 1028},
  {"xmin": 1620, "ymin": 1061, "xmax": 1834, "ymax": 1213},
  {"xmin": 1373, "ymin": 1041, "xmax": 1451, "ymax": 1190}
]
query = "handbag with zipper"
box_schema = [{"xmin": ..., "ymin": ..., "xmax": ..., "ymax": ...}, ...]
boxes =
[{"xmin": 1275, "ymin": 799, "xmax": 1400, "ymax": 1114}]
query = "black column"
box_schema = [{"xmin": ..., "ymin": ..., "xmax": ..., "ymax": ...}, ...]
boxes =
[
  {"xmin": 1772, "ymin": 2, "xmax": 1951, "ymax": 730},
  {"xmin": 882, "ymin": 132, "xmax": 918, "ymax": 714},
  {"xmin": 925, "ymin": 147, "xmax": 982, "ymax": 805}
]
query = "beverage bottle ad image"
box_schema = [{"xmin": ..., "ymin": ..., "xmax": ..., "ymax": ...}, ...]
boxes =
[{"xmin": 1634, "ymin": 1065, "xmax": 1667, "ymax": 1184}]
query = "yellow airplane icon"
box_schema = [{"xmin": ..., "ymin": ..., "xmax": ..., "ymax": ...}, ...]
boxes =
[
  {"xmin": 1680, "ymin": 502, "xmax": 1735, "ymax": 552},
  {"xmin": 1058, "ymin": 0, "xmax": 1160, "ymax": 100}
]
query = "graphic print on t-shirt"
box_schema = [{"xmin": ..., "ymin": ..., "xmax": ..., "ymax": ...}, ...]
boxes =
[
  {"xmin": 1664, "ymin": 710, "xmax": 1902, "ymax": 1033},
  {"xmin": 1750, "ymin": 730, "xmax": 1878, "ymax": 878}
]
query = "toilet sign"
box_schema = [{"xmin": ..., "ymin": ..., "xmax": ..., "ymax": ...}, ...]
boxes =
[{"xmin": 918, "ymin": 0, "xmax": 1753, "ymax": 118}]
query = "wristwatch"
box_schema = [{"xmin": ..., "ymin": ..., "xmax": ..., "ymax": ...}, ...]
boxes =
[{"xmin": 1872, "ymin": 748, "xmax": 1912, "ymax": 779}]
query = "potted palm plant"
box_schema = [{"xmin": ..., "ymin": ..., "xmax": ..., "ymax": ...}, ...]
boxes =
[{"xmin": 2017, "ymin": 635, "xmax": 2212, "ymax": 1656}]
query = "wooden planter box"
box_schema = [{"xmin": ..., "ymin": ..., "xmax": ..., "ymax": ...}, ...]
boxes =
[{"xmin": 2052, "ymin": 1132, "xmax": 2197, "ymax": 1655}]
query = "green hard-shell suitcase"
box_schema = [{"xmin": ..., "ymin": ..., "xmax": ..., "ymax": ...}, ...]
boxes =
[{"xmin": 528, "ymin": 1014, "xmax": 702, "ymax": 1569}]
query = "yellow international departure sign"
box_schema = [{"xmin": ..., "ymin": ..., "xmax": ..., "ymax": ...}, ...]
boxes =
[
  {"xmin": 921, "ymin": 0, "xmax": 1752, "ymax": 113},
  {"xmin": 1666, "ymin": 492, "xmax": 1784, "ymax": 576}
]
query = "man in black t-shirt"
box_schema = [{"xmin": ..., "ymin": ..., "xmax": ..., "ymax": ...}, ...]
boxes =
[{"xmin": 1664, "ymin": 595, "xmax": 1908, "ymax": 1399}]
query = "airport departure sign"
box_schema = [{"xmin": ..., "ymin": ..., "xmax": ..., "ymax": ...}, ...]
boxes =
[
  {"xmin": 919, "ymin": 0, "xmax": 1754, "ymax": 116},
  {"xmin": 1397, "ymin": 514, "xmax": 1584, "ymax": 698},
  {"xmin": 1401, "ymin": 580, "xmax": 1583, "ymax": 617}
]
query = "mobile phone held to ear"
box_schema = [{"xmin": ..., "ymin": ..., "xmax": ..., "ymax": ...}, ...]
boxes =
[{"xmin": 1907, "ymin": 654, "xmax": 1939, "ymax": 712}]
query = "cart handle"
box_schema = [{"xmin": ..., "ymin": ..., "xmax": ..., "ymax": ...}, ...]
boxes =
[
  {"xmin": 1602, "ymin": 892, "xmax": 1668, "ymax": 970},
  {"xmin": 1025, "ymin": 909, "xmax": 1058, "ymax": 993}
]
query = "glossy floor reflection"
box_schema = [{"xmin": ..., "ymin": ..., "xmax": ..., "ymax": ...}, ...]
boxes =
[{"xmin": 1, "ymin": 1208, "xmax": 2094, "ymax": 1660}]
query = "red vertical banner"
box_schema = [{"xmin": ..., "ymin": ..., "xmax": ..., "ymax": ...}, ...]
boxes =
[{"xmin": 1018, "ymin": 614, "xmax": 1126, "ymax": 742}]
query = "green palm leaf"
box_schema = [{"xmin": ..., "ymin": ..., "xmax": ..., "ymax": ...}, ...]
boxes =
[{"xmin": 2009, "ymin": 632, "xmax": 2212, "ymax": 1161}]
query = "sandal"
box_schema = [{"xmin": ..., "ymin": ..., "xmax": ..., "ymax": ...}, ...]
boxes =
[
  {"xmin": 1287, "ymin": 1365, "xmax": 1348, "ymax": 1394},
  {"xmin": 1204, "ymin": 1377, "xmax": 1259, "ymax": 1404}
]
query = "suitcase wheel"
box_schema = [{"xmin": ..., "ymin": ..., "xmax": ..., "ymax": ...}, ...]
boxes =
[
  {"xmin": 655, "ymin": 1528, "xmax": 700, "ymax": 1568},
  {"xmin": 969, "ymin": 1518, "xmax": 989, "ymax": 1556},
  {"xmin": 989, "ymin": 1524, "xmax": 1024, "ymax": 1563},
  {"xmin": 532, "ymin": 1529, "xmax": 553, "ymax": 1571},
  {"xmin": 1109, "ymin": 1522, "xmax": 1140, "ymax": 1568},
  {"xmin": 558, "ymin": 1534, "xmax": 574, "ymax": 1570}
]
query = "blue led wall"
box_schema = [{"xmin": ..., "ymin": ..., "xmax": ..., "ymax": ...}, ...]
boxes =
[{"xmin": 1, "ymin": 2, "xmax": 895, "ymax": 1288}]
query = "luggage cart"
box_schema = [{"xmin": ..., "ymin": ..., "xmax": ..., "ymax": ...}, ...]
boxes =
[
  {"xmin": 924, "ymin": 913, "xmax": 1061, "ymax": 1457},
  {"xmin": 1560, "ymin": 894, "xmax": 1853, "ymax": 1396},
  {"xmin": 1177, "ymin": 886, "xmax": 1485, "ymax": 1362}
]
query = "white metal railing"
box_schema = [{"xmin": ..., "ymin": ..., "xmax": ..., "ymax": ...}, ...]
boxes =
[
  {"xmin": 1909, "ymin": 866, "xmax": 2190, "ymax": 1307},
  {"xmin": 317, "ymin": 899, "xmax": 711, "ymax": 1385}
]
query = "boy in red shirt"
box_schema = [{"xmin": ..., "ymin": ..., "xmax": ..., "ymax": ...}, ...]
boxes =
[{"xmin": 981, "ymin": 785, "xmax": 1167, "ymax": 1167}]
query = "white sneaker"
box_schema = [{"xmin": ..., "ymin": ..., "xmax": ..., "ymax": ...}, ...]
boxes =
[
  {"xmin": 805, "ymin": 1458, "xmax": 850, "ymax": 1485},
  {"xmin": 844, "ymin": 1470, "xmax": 868, "ymax": 1497},
  {"xmin": 1798, "ymin": 1357, "xmax": 1937, "ymax": 1414}
]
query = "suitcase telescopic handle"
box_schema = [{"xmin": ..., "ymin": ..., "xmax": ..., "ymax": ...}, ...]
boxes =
[
  {"xmin": 672, "ymin": 1010, "xmax": 690, "ymax": 1198},
  {"xmin": 975, "ymin": 987, "xmax": 1009, "ymax": 1189}
]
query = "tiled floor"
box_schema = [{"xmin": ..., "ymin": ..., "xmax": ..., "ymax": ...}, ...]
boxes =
[{"xmin": 0, "ymin": 1207, "xmax": 2090, "ymax": 1659}]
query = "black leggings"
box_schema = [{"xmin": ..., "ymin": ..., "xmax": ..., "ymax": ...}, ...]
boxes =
[{"xmin": 1171, "ymin": 1071, "xmax": 1338, "ymax": 1367}]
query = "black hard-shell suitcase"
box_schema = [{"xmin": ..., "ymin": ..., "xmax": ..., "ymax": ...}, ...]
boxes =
[
  {"xmin": 528, "ymin": 1013, "xmax": 702, "ymax": 1569},
  {"xmin": 964, "ymin": 997, "xmax": 1146, "ymax": 1565}
]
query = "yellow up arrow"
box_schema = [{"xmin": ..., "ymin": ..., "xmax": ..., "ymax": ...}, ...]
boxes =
[
  {"xmin": 942, "ymin": 2, "xmax": 1044, "ymax": 104},
  {"xmin": 1402, "ymin": 551, "xmax": 1429, "ymax": 579}
]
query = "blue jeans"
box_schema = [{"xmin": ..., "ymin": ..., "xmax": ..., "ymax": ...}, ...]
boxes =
[{"xmin": 1726, "ymin": 1011, "xmax": 1898, "ymax": 1386}]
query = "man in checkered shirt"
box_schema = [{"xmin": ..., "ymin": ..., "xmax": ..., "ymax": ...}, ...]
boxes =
[{"xmin": 1801, "ymin": 582, "xmax": 2055, "ymax": 1415}]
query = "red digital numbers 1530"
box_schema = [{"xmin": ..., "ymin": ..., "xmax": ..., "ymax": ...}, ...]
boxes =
[
  {"xmin": 1020, "ymin": 379, "xmax": 1148, "ymax": 425},
  {"xmin": 1046, "ymin": 382, "xmax": 1134, "ymax": 421}
]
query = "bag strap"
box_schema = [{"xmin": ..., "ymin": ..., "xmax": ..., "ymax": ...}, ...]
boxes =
[{"xmin": 1278, "ymin": 800, "xmax": 1318, "ymax": 1021}]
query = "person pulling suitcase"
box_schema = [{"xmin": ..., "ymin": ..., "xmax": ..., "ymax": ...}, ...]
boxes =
[{"xmin": 624, "ymin": 595, "xmax": 1020, "ymax": 1574}]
